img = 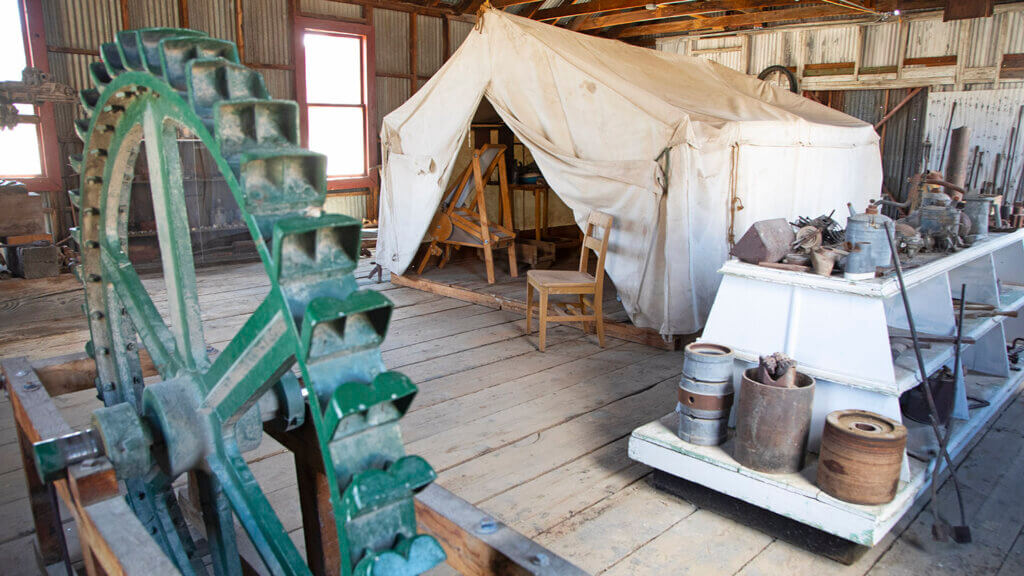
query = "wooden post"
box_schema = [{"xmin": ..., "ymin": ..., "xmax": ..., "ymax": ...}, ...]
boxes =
[
  {"xmin": 410, "ymin": 12, "xmax": 418, "ymax": 93},
  {"xmin": 178, "ymin": 0, "xmax": 190, "ymax": 28},
  {"xmin": 235, "ymin": 0, "xmax": 245, "ymax": 62},
  {"xmin": 119, "ymin": 0, "xmax": 130, "ymax": 27},
  {"xmin": 443, "ymin": 15, "xmax": 451, "ymax": 61}
]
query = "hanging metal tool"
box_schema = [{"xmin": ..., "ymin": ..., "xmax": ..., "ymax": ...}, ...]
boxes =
[
  {"xmin": 884, "ymin": 223, "xmax": 971, "ymax": 543},
  {"xmin": 0, "ymin": 67, "xmax": 77, "ymax": 129},
  {"xmin": 29, "ymin": 28, "xmax": 444, "ymax": 575}
]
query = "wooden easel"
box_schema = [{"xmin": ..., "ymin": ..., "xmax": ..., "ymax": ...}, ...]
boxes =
[{"xmin": 417, "ymin": 143, "xmax": 517, "ymax": 284}]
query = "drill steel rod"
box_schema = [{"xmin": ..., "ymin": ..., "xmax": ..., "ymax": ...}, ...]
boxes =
[{"xmin": 884, "ymin": 223, "xmax": 971, "ymax": 539}]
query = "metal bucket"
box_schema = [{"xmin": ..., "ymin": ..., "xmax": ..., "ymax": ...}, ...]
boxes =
[
  {"xmin": 677, "ymin": 411, "xmax": 728, "ymax": 446},
  {"xmin": 682, "ymin": 343, "xmax": 733, "ymax": 383},
  {"xmin": 845, "ymin": 206, "xmax": 893, "ymax": 268},
  {"xmin": 678, "ymin": 376, "xmax": 734, "ymax": 420},
  {"xmin": 734, "ymin": 368, "xmax": 815, "ymax": 474},
  {"xmin": 843, "ymin": 242, "xmax": 875, "ymax": 280}
]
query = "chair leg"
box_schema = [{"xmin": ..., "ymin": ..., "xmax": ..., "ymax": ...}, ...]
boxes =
[
  {"xmin": 484, "ymin": 243, "xmax": 496, "ymax": 284},
  {"xmin": 578, "ymin": 295, "xmax": 590, "ymax": 334},
  {"xmin": 526, "ymin": 282, "xmax": 533, "ymax": 335},
  {"xmin": 507, "ymin": 243, "xmax": 518, "ymax": 278},
  {"xmin": 595, "ymin": 297, "xmax": 605, "ymax": 348},
  {"xmin": 539, "ymin": 289, "xmax": 549, "ymax": 352}
]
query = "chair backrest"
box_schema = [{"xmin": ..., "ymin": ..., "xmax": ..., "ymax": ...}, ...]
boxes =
[
  {"xmin": 441, "ymin": 143, "xmax": 505, "ymax": 210},
  {"xmin": 579, "ymin": 211, "xmax": 613, "ymax": 289}
]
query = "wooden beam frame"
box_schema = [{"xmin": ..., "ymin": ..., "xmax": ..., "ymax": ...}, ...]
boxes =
[
  {"xmin": 575, "ymin": 0, "xmax": 796, "ymax": 32},
  {"xmin": 611, "ymin": 4, "xmax": 858, "ymax": 38},
  {"xmin": 0, "ymin": 354, "xmax": 588, "ymax": 576}
]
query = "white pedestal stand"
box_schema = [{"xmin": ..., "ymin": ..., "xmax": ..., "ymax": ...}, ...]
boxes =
[{"xmin": 630, "ymin": 230, "xmax": 1024, "ymax": 545}]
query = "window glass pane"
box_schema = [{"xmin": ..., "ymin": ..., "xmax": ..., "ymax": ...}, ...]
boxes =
[
  {"xmin": 303, "ymin": 32, "xmax": 362, "ymax": 105},
  {"xmin": 0, "ymin": 103, "xmax": 42, "ymax": 176},
  {"xmin": 308, "ymin": 106, "xmax": 365, "ymax": 177},
  {"xmin": 0, "ymin": 0, "xmax": 28, "ymax": 81}
]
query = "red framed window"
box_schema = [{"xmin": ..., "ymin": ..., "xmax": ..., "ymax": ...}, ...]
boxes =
[
  {"xmin": 294, "ymin": 17, "xmax": 376, "ymax": 190},
  {"xmin": 0, "ymin": 0, "xmax": 61, "ymax": 190}
]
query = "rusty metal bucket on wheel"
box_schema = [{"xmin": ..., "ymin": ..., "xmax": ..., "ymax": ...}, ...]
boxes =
[{"xmin": 734, "ymin": 368, "xmax": 815, "ymax": 474}]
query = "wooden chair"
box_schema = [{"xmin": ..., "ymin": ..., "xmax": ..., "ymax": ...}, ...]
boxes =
[
  {"xmin": 526, "ymin": 211, "xmax": 613, "ymax": 351},
  {"xmin": 417, "ymin": 143, "xmax": 517, "ymax": 284}
]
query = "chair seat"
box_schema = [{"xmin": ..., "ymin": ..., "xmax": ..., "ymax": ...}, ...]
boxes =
[{"xmin": 527, "ymin": 269, "xmax": 595, "ymax": 288}]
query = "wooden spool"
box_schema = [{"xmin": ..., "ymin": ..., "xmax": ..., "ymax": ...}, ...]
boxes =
[
  {"xmin": 817, "ymin": 410, "xmax": 907, "ymax": 505},
  {"xmin": 427, "ymin": 212, "xmax": 454, "ymax": 242}
]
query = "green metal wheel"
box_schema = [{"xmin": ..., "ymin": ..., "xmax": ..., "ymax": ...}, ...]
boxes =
[{"xmin": 37, "ymin": 28, "xmax": 444, "ymax": 576}]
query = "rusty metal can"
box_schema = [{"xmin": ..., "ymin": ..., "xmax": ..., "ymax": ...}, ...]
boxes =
[
  {"xmin": 682, "ymin": 342, "xmax": 733, "ymax": 383},
  {"xmin": 676, "ymin": 411, "xmax": 728, "ymax": 446},
  {"xmin": 678, "ymin": 376, "xmax": 734, "ymax": 420},
  {"xmin": 734, "ymin": 367, "xmax": 815, "ymax": 474},
  {"xmin": 816, "ymin": 410, "xmax": 907, "ymax": 505}
]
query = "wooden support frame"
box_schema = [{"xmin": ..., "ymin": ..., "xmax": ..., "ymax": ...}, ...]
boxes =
[
  {"xmin": 1, "ymin": 353, "xmax": 586, "ymax": 576},
  {"xmin": 417, "ymin": 143, "xmax": 518, "ymax": 284}
]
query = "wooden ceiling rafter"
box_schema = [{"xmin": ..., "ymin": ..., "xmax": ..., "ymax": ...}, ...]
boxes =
[
  {"xmin": 575, "ymin": 0, "xmax": 799, "ymax": 32},
  {"xmin": 609, "ymin": 3, "xmax": 860, "ymax": 38}
]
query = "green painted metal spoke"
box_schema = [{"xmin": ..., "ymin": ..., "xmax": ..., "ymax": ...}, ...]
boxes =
[{"xmin": 142, "ymin": 104, "xmax": 209, "ymax": 372}]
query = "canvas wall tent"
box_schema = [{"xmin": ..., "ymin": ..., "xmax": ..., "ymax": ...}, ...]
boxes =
[{"xmin": 377, "ymin": 8, "xmax": 882, "ymax": 335}]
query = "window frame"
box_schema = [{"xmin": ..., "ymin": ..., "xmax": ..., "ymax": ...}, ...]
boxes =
[
  {"xmin": 4, "ymin": 0, "xmax": 62, "ymax": 191},
  {"xmin": 293, "ymin": 16, "xmax": 376, "ymax": 191}
]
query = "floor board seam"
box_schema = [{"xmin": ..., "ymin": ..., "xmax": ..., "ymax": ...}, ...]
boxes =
[{"xmin": 432, "ymin": 374, "xmax": 676, "ymax": 475}]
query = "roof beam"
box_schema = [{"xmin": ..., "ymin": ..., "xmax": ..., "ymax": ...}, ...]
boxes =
[
  {"xmin": 611, "ymin": 4, "xmax": 857, "ymax": 38},
  {"xmin": 533, "ymin": 0, "xmax": 655, "ymax": 21},
  {"xmin": 491, "ymin": 0, "xmax": 547, "ymax": 8},
  {"xmin": 576, "ymin": 0, "xmax": 798, "ymax": 31}
]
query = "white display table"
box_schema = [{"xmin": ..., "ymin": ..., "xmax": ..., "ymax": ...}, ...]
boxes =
[{"xmin": 630, "ymin": 230, "xmax": 1024, "ymax": 545}]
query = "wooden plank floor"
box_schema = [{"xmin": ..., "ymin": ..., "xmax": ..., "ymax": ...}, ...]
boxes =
[
  {"xmin": 411, "ymin": 249, "xmax": 633, "ymax": 322},
  {"xmin": 1, "ymin": 260, "xmax": 1023, "ymax": 575}
]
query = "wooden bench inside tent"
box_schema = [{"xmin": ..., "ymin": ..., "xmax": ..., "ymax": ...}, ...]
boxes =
[{"xmin": 417, "ymin": 143, "xmax": 517, "ymax": 284}]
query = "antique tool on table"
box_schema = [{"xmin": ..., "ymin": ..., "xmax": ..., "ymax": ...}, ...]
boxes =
[
  {"xmin": 29, "ymin": 28, "xmax": 444, "ymax": 575},
  {"xmin": 884, "ymin": 223, "xmax": 971, "ymax": 543}
]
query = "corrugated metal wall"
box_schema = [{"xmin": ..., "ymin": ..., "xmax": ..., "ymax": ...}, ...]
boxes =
[
  {"xmin": 924, "ymin": 87, "xmax": 1024, "ymax": 195},
  {"xmin": 813, "ymin": 89, "xmax": 929, "ymax": 202},
  {"xmin": 375, "ymin": 9, "xmax": 410, "ymax": 75},
  {"xmin": 300, "ymin": 0, "xmax": 362, "ymax": 20},
  {"xmin": 657, "ymin": 7, "xmax": 1024, "ymax": 90},
  {"xmin": 188, "ymin": 0, "xmax": 236, "ymax": 41},
  {"xmin": 124, "ymin": 0, "xmax": 179, "ymax": 29}
]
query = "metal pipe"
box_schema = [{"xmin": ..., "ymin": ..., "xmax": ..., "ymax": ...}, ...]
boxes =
[
  {"xmin": 1003, "ymin": 105, "xmax": 1023, "ymax": 198},
  {"xmin": 945, "ymin": 127, "xmax": 971, "ymax": 190},
  {"xmin": 938, "ymin": 102, "xmax": 957, "ymax": 174},
  {"xmin": 966, "ymin": 145, "xmax": 979, "ymax": 190},
  {"xmin": 1002, "ymin": 127, "xmax": 1016, "ymax": 195},
  {"xmin": 884, "ymin": 223, "xmax": 971, "ymax": 541},
  {"xmin": 972, "ymin": 151, "xmax": 984, "ymax": 190}
]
